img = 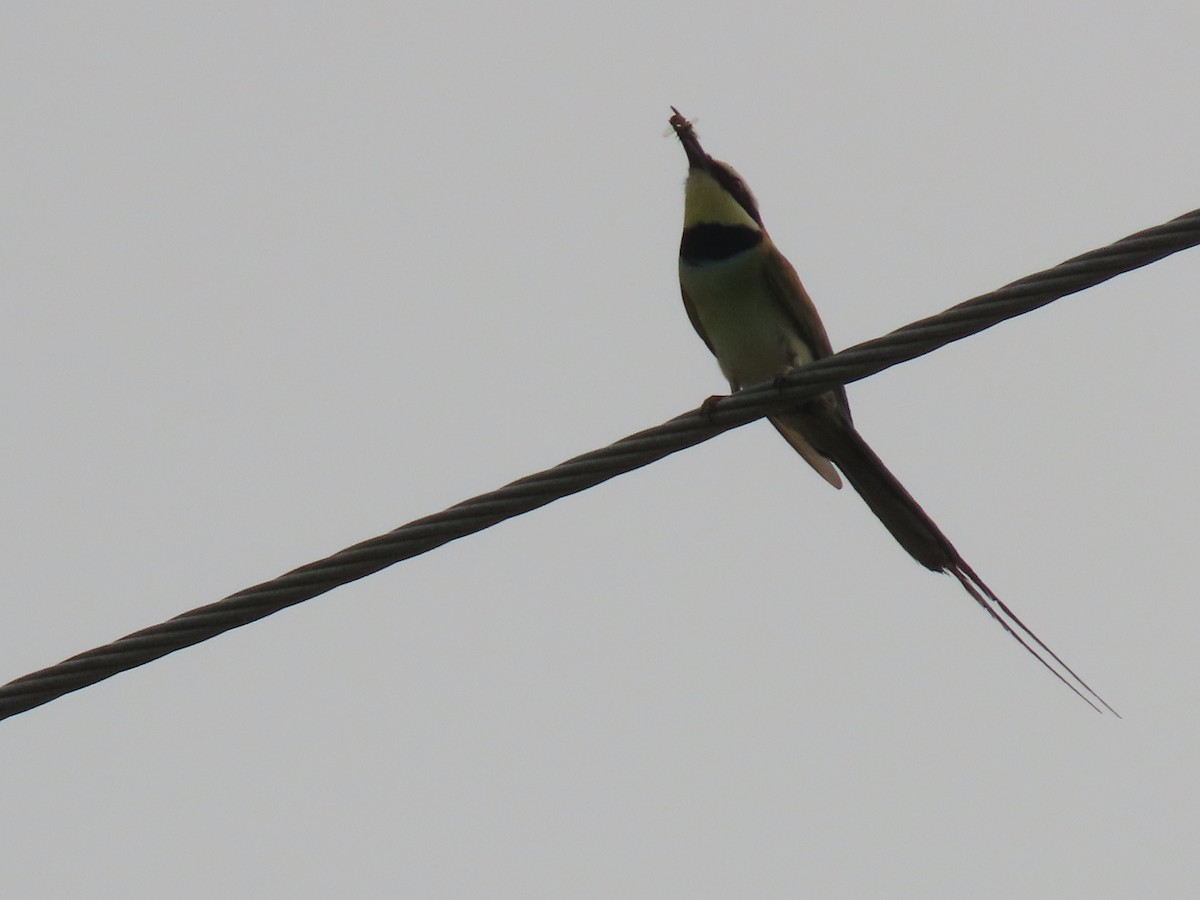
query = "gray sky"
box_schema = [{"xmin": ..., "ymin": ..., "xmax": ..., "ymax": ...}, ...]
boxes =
[{"xmin": 3, "ymin": 2, "xmax": 1199, "ymax": 897}]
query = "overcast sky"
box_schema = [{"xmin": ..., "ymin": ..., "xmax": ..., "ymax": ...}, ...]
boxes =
[{"xmin": 3, "ymin": 3, "xmax": 1199, "ymax": 897}]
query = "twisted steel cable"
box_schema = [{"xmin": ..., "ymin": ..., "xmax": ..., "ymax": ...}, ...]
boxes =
[{"xmin": 2, "ymin": 207, "xmax": 1198, "ymax": 723}]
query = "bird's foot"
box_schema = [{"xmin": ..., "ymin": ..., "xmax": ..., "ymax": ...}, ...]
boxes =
[{"xmin": 699, "ymin": 394, "xmax": 725, "ymax": 425}]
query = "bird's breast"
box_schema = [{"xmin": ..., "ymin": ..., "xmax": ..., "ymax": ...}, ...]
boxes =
[{"xmin": 680, "ymin": 251, "xmax": 815, "ymax": 391}]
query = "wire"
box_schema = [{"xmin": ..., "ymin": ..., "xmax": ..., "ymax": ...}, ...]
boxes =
[{"xmin": 1, "ymin": 207, "xmax": 1198, "ymax": 723}]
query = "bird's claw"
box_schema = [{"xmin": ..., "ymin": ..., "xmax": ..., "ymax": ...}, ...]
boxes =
[{"xmin": 699, "ymin": 394, "xmax": 725, "ymax": 425}]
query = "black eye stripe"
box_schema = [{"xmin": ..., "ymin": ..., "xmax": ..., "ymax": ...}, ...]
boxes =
[{"xmin": 707, "ymin": 162, "xmax": 763, "ymax": 227}]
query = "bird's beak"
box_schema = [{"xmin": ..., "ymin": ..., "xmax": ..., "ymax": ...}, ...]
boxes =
[{"xmin": 669, "ymin": 106, "xmax": 709, "ymax": 170}]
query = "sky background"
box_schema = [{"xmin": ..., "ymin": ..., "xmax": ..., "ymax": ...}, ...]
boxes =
[{"xmin": 3, "ymin": 2, "xmax": 1199, "ymax": 897}]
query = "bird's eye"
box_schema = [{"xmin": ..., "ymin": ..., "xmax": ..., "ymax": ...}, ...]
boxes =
[{"xmin": 705, "ymin": 161, "xmax": 760, "ymax": 222}]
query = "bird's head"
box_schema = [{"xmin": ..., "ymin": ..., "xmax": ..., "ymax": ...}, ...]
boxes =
[{"xmin": 669, "ymin": 107, "xmax": 764, "ymax": 230}]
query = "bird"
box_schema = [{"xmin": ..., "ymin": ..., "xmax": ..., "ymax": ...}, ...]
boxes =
[{"xmin": 668, "ymin": 107, "xmax": 1115, "ymax": 714}]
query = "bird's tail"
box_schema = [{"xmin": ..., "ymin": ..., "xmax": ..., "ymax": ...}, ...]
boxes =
[{"xmin": 787, "ymin": 406, "xmax": 1117, "ymax": 715}]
